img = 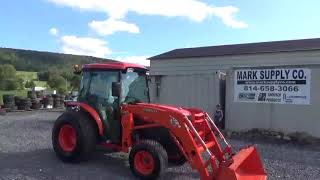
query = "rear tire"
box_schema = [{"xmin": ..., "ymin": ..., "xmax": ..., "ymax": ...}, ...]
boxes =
[
  {"xmin": 52, "ymin": 111, "xmax": 97, "ymax": 163},
  {"xmin": 129, "ymin": 140, "xmax": 168, "ymax": 179}
]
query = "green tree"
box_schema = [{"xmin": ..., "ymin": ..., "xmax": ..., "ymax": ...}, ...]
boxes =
[
  {"xmin": 57, "ymin": 86, "xmax": 67, "ymax": 95},
  {"xmin": 0, "ymin": 80, "xmax": 4, "ymax": 90},
  {"xmin": 25, "ymin": 80, "xmax": 35, "ymax": 89},
  {"xmin": 0, "ymin": 64, "xmax": 16, "ymax": 79},
  {"xmin": 61, "ymin": 71, "xmax": 73, "ymax": 81},
  {"xmin": 37, "ymin": 71, "xmax": 50, "ymax": 81},
  {"xmin": 0, "ymin": 64, "xmax": 19, "ymax": 90},
  {"xmin": 70, "ymin": 75, "xmax": 81, "ymax": 91},
  {"xmin": 5, "ymin": 79, "xmax": 19, "ymax": 90},
  {"xmin": 17, "ymin": 77, "xmax": 24, "ymax": 90},
  {"xmin": 0, "ymin": 51, "xmax": 18, "ymax": 64},
  {"xmin": 48, "ymin": 74, "xmax": 67, "ymax": 94}
]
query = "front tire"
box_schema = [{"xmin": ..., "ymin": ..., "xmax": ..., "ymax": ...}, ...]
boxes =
[
  {"xmin": 52, "ymin": 111, "xmax": 97, "ymax": 163},
  {"xmin": 129, "ymin": 140, "xmax": 168, "ymax": 179}
]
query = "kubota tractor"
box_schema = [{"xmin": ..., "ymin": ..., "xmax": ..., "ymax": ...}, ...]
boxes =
[{"xmin": 52, "ymin": 62, "xmax": 267, "ymax": 180}]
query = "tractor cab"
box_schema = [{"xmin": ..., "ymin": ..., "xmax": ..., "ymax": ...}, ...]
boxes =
[{"xmin": 76, "ymin": 62, "xmax": 149, "ymax": 143}]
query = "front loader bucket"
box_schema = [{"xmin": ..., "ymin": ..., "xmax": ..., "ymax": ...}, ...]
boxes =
[{"xmin": 216, "ymin": 146, "xmax": 267, "ymax": 180}]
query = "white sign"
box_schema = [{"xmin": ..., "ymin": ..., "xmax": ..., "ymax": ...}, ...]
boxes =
[{"xmin": 234, "ymin": 68, "xmax": 311, "ymax": 105}]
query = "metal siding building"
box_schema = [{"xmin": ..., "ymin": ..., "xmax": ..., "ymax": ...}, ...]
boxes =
[{"xmin": 148, "ymin": 38, "xmax": 320, "ymax": 138}]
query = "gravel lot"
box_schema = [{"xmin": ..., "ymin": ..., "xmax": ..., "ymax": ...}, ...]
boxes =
[{"xmin": 0, "ymin": 111, "xmax": 319, "ymax": 180}]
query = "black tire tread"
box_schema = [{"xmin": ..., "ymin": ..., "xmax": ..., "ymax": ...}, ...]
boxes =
[
  {"xmin": 76, "ymin": 111, "xmax": 97, "ymax": 160},
  {"xmin": 52, "ymin": 111, "xmax": 97, "ymax": 163},
  {"xmin": 129, "ymin": 139, "xmax": 168, "ymax": 180}
]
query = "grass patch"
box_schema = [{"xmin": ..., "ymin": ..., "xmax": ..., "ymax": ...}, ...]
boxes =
[
  {"xmin": 16, "ymin": 71, "xmax": 48, "ymax": 88},
  {"xmin": 34, "ymin": 81, "xmax": 47, "ymax": 87},
  {"xmin": 16, "ymin": 71, "xmax": 38, "ymax": 81}
]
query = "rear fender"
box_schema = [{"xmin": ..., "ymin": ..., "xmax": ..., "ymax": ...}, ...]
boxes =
[{"xmin": 66, "ymin": 102, "xmax": 104, "ymax": 136}]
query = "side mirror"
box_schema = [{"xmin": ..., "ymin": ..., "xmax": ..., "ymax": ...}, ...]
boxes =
[{"xmin": 112, "ymin": 82, "xmax": 121, "ymax": 97}]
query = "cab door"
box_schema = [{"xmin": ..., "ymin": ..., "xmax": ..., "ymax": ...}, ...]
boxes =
[{"xmin": 78, "ymin": 71, "xmax": 121, "ymax": 143}]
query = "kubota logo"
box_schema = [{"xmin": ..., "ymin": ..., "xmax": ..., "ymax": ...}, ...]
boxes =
[{"xmin": 143, "ymin": 108, "xmax": 158, "ymax": 113}]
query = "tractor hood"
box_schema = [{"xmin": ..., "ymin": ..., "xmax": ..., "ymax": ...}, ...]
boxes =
[
  {"xmin": 130, "ymin": 103, "xmax": 192, "ymax": 116},
  {"xmin": 141, "ymin": 103, "xmax": 191, "ymax": 115}
]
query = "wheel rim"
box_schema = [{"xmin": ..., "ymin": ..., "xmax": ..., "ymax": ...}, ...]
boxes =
[
  {"xmin": 58, "ymin": 124, "xmax": 77, "ymax": 152},
  {"xmin": 134, "ymin": 151, "xmax": 155, "ymax": 175}
]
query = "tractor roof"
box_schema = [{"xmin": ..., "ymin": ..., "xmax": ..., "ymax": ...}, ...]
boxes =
[{"xmin": 83, "ymin": 62, "xmax": 147, "ymax": 71}]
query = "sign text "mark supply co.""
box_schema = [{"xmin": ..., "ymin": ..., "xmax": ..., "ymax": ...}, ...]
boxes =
[{"xmin": 234, "ymin": 68, "xmax": 311, "ymax": 105}]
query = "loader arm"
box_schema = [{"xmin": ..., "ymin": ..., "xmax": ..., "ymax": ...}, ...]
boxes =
[{"xmin": 122, "ymin": 103, "xmax": 267, "ymax": 180}]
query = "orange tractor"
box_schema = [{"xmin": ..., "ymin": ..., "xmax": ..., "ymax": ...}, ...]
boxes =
[{"xmin": 52, "ymin": 62, "xmax": 267, "ymax": 180}]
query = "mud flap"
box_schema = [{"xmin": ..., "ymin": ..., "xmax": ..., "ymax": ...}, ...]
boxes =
[{"xmin": 216, "ymin": 146, "xmax": 267, "ymax": 180}]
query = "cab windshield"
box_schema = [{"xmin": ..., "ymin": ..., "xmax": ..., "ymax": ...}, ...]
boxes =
[{"xmin": 121, "ymin": 70, "xmax": 149, "ymax": 104}]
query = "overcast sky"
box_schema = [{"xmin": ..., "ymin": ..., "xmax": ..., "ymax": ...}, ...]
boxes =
[{"xmin": 1, "ymin": 0, "xmax": 320, "ymax": 66}]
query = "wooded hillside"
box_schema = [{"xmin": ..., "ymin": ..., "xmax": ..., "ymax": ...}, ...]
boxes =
[{"xmin": 0, "ymin": 47, "xmax": 115, "ymax": 72}]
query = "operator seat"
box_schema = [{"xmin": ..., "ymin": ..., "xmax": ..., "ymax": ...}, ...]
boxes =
[{"xmin": 85, "ymin": 94, "xmax": 120, "ymax": 143}]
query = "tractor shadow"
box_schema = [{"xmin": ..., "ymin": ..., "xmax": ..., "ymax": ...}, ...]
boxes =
[
  {"xmin": 95, "ymin": 148, "xmax": 200, "ymax": 180},
  {"xmin": 0, "ymin": 149, "xmax": 199, "ymax": 180},
  {"xmin": 0, "ymin": 149, "xmax": 132, "ymax": 179}
]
